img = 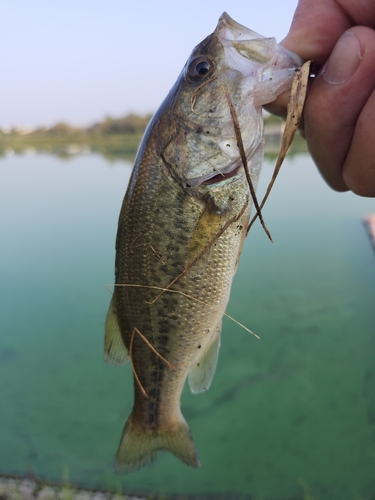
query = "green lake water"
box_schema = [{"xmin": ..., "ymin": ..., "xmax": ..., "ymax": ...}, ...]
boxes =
[{"xmin": 0, "ymin": 152, "xmax": 375, "ymax": 499}]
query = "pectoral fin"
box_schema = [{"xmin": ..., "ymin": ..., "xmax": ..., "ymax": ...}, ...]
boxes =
[
  {"xmin": 187, "ymin": 197, "xmax": 226, "ymax": 259},
  {"xmin": 185, "ymin": 198, "xmax": 232, "ymax": 276},
  {"xmin": 188, "ymin": 327, "xmax": 221, "ymax": 394},
  {"xmin": 104, "ymin": 298, "xmax": 129, "ymax": 365}
]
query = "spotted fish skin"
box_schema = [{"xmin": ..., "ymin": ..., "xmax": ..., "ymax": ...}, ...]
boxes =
[{"xmin": 104, "ymin": 12, "xmax": 302, "ymax": 473}]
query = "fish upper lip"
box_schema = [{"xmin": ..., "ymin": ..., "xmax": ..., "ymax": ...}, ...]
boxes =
[{"xmin": 216, "ymin": 12, "xmax": 262, "ymax": 41}]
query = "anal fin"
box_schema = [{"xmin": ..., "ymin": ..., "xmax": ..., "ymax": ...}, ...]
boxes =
[{"xmin": 188, "ymin": 325, "xmax": 221, "ymax": 394}]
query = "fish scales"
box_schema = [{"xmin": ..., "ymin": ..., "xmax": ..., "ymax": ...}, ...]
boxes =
[{"xmin": 105, "ymin": 12, "xmax": 302, "ymax": 473}]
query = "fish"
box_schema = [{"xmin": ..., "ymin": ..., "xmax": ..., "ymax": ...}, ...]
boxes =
[{"xmin": 104, "ymin": 12, "xmax": 302, "ymax": 473}]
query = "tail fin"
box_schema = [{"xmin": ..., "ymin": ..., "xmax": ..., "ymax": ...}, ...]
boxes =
[{"xmin": 115, "ymin": 414, "xmax": 200, "ymax": 473}]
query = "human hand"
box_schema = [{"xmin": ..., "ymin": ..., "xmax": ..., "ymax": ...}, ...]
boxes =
[{"xmin": 266, "ymin": 0, "xmax": 375, "ymax": 197}]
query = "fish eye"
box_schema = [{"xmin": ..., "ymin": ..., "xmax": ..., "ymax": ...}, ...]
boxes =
[{"xmin": 187, "ymin": 56, "xmax": 214, "ymax": 80}]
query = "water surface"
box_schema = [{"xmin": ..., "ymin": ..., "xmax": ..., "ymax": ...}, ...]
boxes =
[{"xmin": 0, "ymin": 153, "xmax": 374, "ymax": 499}]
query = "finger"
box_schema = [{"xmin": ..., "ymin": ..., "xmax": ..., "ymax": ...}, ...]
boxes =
[
  {"xmin": 263, "ymin": 89, "xmax": 290, "ymax": 119},
  {"xmin": 264, "ymin": 76, "xmax": 314, "ymax": 127},
  {"xmin": 265, "ymin": 0, "xmax": 350, "ymax": 118},
  {"xmin": 268, "ymin": 0, "xmax": 375, "ymax": 118},
  {"xmin": 281, "ymin": 0, "xmax": 352, "ymax": 64},
  {"xmin": 343, "ymin": 89, "xmax": 375, "ymax": 196},
  {"xmin": 304, "ymin": 27, "xmax": 375, "ymax": 194}
]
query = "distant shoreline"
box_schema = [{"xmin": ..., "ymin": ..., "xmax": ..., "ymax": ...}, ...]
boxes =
[{"xmin": 0, "ymin": 113, "xmax": 307, "ymax": 162}]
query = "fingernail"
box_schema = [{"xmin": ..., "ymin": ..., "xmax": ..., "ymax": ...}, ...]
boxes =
[{"xmin": 322, "ymin": 31, "xmax": 363, "ymax": 85}]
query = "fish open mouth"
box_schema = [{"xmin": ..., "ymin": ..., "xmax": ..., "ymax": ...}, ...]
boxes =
[
  {"xmin": 186, "ymin": 162, "xmax": 243, "ymax": 188},
  {"xmin": 202, "ymin": 165, "xmax": 242, "ymax": 185}
]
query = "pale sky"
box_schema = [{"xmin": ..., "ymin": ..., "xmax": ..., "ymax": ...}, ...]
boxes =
[{"xmin": 2, "ymin": 0, "xmax": 299, "ymax": 128}]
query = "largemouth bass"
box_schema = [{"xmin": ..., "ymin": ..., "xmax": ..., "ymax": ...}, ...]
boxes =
[{"xmin": 105, "ymin": 12, "xmax": 302, "ymax": 473}]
